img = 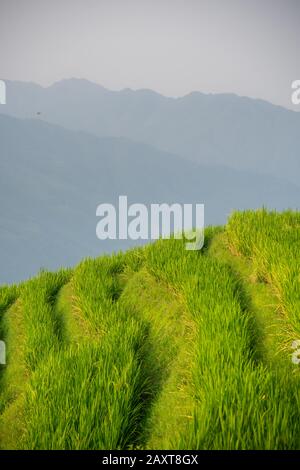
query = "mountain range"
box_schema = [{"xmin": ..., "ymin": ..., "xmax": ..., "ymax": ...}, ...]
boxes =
[
  {"xmin": 0, "ymin": 79, "xmax": 299, "ymax": 283},
  {"xmin": 3, "ymin": 78, "xmax": 300, "ymax": 185}
]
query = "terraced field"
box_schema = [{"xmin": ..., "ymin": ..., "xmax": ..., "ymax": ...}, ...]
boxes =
[{"xmin": 0, "ymin": 210, "xmax": 300, "ymax": 449}]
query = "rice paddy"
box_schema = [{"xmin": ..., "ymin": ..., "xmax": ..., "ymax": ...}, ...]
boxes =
[{"xmin": 0, "ymin": 209, "xmax": 299, "ymax": 449}]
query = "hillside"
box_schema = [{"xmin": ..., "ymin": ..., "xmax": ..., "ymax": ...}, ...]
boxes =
[
  {"xmin": 0, "ymin": 209, "xmax": 300, "ymax": 450},
  {"xmin": 1, "ymin": 113, "xmax": 299, "ymax": 284},
  {"xmin": 3, "ymin": 79, "xmax": 300, "ymax": 185}
]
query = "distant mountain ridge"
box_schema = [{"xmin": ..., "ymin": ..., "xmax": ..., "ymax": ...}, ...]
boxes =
[
  {"xmin": 2, "ymin": 78, "xmax": 300, "ymax": 185},
  {"xmin": 1, "ymin": 113, "xmax": 299, "ymax": 283}
]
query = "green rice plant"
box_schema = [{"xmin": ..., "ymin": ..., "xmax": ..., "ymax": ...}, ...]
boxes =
[
  {"xmin": 21, "ymin": 253, "xmax": 151, "ymax": 449},
  {"xmin": 144, "ymin": 228, "xmax": 300, "ymax": 449},
  {"xmin": 21, "ymin": 269, "xmax": 72, "ymax": 370},
  {"xmin": 119, "ymin": 269, "xmax": 196, "ymax": 449},
  {"xmin": 21, "ymin": 337, "xmax": 146, "ymax": 449},
  {"xmin": 1, "ymin": 211, "xmax": 300, "ymax": 449},
  {"xmin": 0, "ymin": 269, "xmax": 71, "ymax": 448},
  {"xmin": 227, "ymin": 209, "xmax": 300, "ymax": 340},
  {"xmin": 0, "ymin": 283, "xmax": 20, "ymax": 412},
  {"xmin": 180, "ymin": 255, "xmax": 300, "ymax": 449},
  {"xmin": 0, "ymin": 285, "xmax": 19, "ymax": 317}
]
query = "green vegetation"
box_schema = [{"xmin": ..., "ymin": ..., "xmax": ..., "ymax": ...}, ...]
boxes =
[{"xmin": 0, "ymin": 210, "xmax": 300, "ymax": 449}]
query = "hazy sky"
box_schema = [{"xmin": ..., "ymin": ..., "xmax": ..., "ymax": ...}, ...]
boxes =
[{"xmin": 0, "ymin": 0, "xmax": 299, "ymax": 109}]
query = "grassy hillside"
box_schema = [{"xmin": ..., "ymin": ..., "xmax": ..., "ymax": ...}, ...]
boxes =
[{"xmin": 0, "ymin": 209, "xmax": 300, "ymax": 449}]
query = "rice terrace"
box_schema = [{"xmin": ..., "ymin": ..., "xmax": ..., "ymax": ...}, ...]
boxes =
[{"xmin": 0, "ymin": 209, "xmax": 300, "ymax": 450}]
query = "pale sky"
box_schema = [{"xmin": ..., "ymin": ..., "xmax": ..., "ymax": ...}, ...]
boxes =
[{"xmin": 0, "ymin": 0, "xmax": 299, "ymax": 109}]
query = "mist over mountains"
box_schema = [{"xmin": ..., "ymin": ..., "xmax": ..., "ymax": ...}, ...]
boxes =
[
  {"xmin": 0, "ymin": 79, "xmax": 299, "ymax": 283},
  {"xmin": 3, "ymin": 78, "xmax": 300, "ymax": 185}
]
